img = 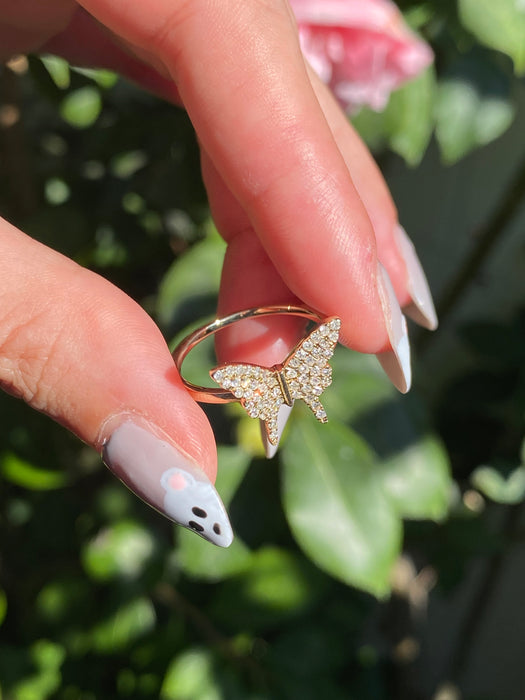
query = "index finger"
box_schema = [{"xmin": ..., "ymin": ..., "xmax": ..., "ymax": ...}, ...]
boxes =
[{"xmin": 79, "ymin": 0, "xmax": 392, "ymax": 350}]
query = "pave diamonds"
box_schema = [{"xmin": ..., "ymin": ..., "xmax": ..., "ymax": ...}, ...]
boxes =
[
  {"xmin": 210, "ymin": 317, "xmax": 341, "ymax": 445},
  {"xmin": 283, "ymin": 316, "xmax": 339, "ymax": 424},
  {"xmin": 211, "ymin": 364, "xmax": 284, "ymax": 444}
]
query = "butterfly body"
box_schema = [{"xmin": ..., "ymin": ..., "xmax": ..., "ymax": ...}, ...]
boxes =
[{"xmin": 211, "ymin": 317, "xmax": 341, "ymax": 445}]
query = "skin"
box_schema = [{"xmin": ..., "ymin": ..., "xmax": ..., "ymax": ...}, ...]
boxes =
[{"xmin": 0, "ymin": 0, "xmax": 411, "ymax": 480}]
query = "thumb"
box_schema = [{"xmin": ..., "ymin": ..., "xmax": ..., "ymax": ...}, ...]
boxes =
[{"xmin": 0, "ymin": 219, "xmax": 232, "ymax": 547}]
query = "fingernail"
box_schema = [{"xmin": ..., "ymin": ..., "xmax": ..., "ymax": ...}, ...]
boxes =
[
  {"xmin": 395, "ymin": 224, "xmax": 438, "ymax": 331},
  {"xmin": 260, "ymin": 402, "xmax": 294, "ymax": 459},
  {"xmin": 376, "ymin": 262, "xmax": 412, "ymax": 393},
  {"xmin": 102, "ymin": 419, "xmax": 233, "ymax": 547}
]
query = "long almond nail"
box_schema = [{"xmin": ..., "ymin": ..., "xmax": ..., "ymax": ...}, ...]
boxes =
[
  {"xmin": 102, "ymin": 419, "xmax": 233, "ymax": 547},
  {"xmin": 260, "ymin": 402, "xmax": 294, "ymax": 459},
  {"xmin": 395, "ymin": 224, "xmax": 438, "ymax": 330},
  {"xmin": 376, "ymin": 262, "xmax": 412, "ymax": 393}
]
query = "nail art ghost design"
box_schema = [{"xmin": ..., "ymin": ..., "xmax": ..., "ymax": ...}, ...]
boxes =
[
  {"xmin": 102, "ymin": 420, "xmax": 233, "ymax": 548},
  {"xmin": 160, "ymin": 467, "xmax": 233, "ymax": 547}
]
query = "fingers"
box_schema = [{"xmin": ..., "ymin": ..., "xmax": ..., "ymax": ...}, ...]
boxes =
[
  {"xmin": 78, "ymin": 0, "xmax": 390, "ymax": 353},
  {"xmin": 307, "ymin": 67, "xmax": 437, "ymax": 330},
  {"xmin": 0, "ymin": 0, "xmax": 75, "ymax": 60},
  {"xmin": 0, "ymin": 219, "xmax": 232, "ymax": 546},
  {"xmin": 202, "ymin": 142, "xmax": 411, "ymax": 393}
]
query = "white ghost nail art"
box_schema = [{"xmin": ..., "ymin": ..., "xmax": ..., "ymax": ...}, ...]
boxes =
[
  {"xmin": 102, "ymin": 420, "xmax": 233, "ymax": 548},
  {"xmin": 160, "ymin": 467, "xmax": 233, "ymax": 547}
]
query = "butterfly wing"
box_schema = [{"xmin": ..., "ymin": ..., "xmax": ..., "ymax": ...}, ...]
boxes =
[
  {"xmin": 210, "ymin": 364, "xmax": 284, "ymax": 445},
  {"xmin": 210, "ymin": 316, "xmax": 340, "ymax": 444},
  {"xmin": 282, "ymin": 317, "xmax": 341, "ymax": 422}
]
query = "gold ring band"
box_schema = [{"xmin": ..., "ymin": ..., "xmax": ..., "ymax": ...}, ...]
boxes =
[
  {"xmin": 172, "ymin": 306, "xmax": 341, "ymax": 450},
  {"xmin": 172, "ymin": 305, "xmax": 330, "ymax": 403}
]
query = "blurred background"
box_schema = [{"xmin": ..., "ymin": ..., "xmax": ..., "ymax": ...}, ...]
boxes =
[{"xmin": 0, "ymin": 1, "xmax": 524, "ymax": 698}]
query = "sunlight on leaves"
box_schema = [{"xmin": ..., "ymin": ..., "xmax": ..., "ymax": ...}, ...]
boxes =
[
  {"xmin": 352, "ymin": 67, "xmax": 435, "ymax": 166},
  {"xmin": 161, "ymin": 648, "xmax": 221, "ymax": 700},
  {"xmin": 435, "ymin": 78, "xmax": 515, "ymax": 164},
  {"xmin": 384, "ymin": 67, "xmax": 436, "ymax": 166},
  {"xmin": 82, "ymin": 520, "xmax": 157, "ymax": 581},
  {"xmin": 36, "ymin": 578, "xmax": 91, "ymax": 624},
  {"xmin": 378, "ymin": 434, "xmax": 452, "ymax": 520},
  {"xmin": 0, "ymin": 590, "xmax": 6, "ymax": 628},
  {"xmin": 12, "ymin": 640, "xmax": 65, "ymax": 700},
  {"xmin": 90, "ymin": 598, "xmax": 156, "ymax": 653},
  {"xmin": 323, "ymin": 349, "xmax": 396, "ymax": 425},
  {"xmin": 282, "ymin": 419, "xmax": 401, "ymax": 597},
  {"xmin": 157, "ymin": 223, "xmax": 224, "ymax": 332},
  {"xmin": 70, "ymin": 66, "xmax": 118, "ymax": 89},
  {"xmin": 471, "ymin": 464, "xmax": 525, "ymax": 504},
  {"xmin": 41, "ymin": 56, "xmax": 70, "ymax": 89},
  {"xmin": 211, "ymin": 547, "xmax": 327, "ymax": 631},
  {"xmin": 60, "ymin": 86, "xmax": 102, "ymax": 128},
  {"xmin": 110, "ymin": 150, "xmax": 148, "ymax": 179},
  {"xmin": 459, "ymin": 0, "xmax": 525, "ymax": 74},
  {"xmin": 0, "ymin": 453, "xmax": 66, "ymax": 490}
]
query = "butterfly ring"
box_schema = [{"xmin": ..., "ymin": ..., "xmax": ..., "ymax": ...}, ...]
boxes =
[{"xmin": 172, "ymin": 306, "xmax": 341, "ymax": 457}]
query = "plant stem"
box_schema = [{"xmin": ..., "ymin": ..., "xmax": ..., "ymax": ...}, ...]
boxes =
[
  {"xmin": 417, "ymin": 156, "xmax": 525, "ymax": 351},
  {"xmin": 448, "ymin": 503, "xmax": 523, "ymax": 685},
  {"xmin": 154, "ymin": 582, "xmax": 267, "ymax": 685}
]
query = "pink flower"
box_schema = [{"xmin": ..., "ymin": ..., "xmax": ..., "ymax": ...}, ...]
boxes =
[{"xmin": 290, "ymin": 0, "xmax": 433, "ymax": 112}]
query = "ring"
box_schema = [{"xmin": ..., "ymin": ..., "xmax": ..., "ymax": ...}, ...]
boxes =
[{"xmin": 172, "ymin": 306, "xmax": 341, "ymax": 451}]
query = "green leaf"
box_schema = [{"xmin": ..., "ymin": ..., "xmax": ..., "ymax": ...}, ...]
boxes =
[
  {"xmin": 325, "ymin": 348, "xmax": 452, "ymax": 522},
  {"xmin": 435, "ymin": 54, "xmax": 515, "ymax": 163},
  {"xmin": 44, "ymin": 177, "xmax": 70, "ymax": 205},
  {"xmin": 110, "ymin": 150, "xmax": 148, "ymax": 179},
  {"xmin": 211, "ymin": 547, "xmax": 327, "ymax": 631},
  {"xmin": 0, "ymin": 453, "xmax": 67, "ymax": 490},
  {"xmin": 60, "ymin": 86, "xmax": 102, "ymax": 128},
  {"xmin": 82, "ymin": 520, "xmax": 157, "ymax": 581},
  {"xmin": 90, "ymin": 597, "xmax": 156, "ymax": 652},
  {"xmin": 0, "ymin": 589, "xmax": 6, "ymax": 628},
  {"xmin": 471, "ymin": 464, "xmax": 525, "ymax": 504},
  {"xmin": 351, "ymin": 108, "xmax": 388, "ymax": 153},
  {"xmin": 71, "ymin": 66, "xmax": 118, "ymax": 88},
  {"xmin": 323, "ymin": 349, "xmax": 396, "ymax": 425},
  {"xmin": 378, "ymin": 433, "xmax": 451, "ymax": 521},
  {"xmin": 11, "ymin": 640, "xmax": 65, "ymax": 700},
  {"xmin": 41, "ymin": 56, "xmax": 70, "ymax": 89},
  {"xmin": 157, "ymin": 224, "xmax": 225, "ymax": 332},
  {"xmin": 161, "ymin": 648, "xmax": 221, "ymax": 700},
  {"xmin": 459, "ymin": 0, "xmax": 525, "ymax": 74},
  {"xmin": 177, "ymin": 447, "xmax": 253, "ymax": 580},
  {"xmin": 36, "ymin": 578, "xmax": 92, "ymax": 624},
  {"xmin": 383, "ymin": 66, "xmax": 436, "ymax": 166},
  {"xmin": 282, "ymin": 418, "xmax": 401, "ymax": 597},
  {"xmin": 352, "ymin": 67, "xmax": 435, "ymax": 166}
]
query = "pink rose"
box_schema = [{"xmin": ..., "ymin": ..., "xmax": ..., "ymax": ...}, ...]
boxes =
[{"xmin": 290, "ymin": 0, "xmax": 433, "ymax": 112}]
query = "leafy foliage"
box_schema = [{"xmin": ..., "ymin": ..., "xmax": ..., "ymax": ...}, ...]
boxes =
[
  {"xmin": 353, "ymin": 1, "xmax": 525, "ymax": 165},
  {"xmin": 0, "ymin": 6, "xmax": 525, "ymax": 699}
]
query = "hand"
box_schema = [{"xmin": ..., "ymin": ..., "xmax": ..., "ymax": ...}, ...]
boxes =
[{"xmin": 0, "ymin": 0, "xmax": 437, "ymax": 546}]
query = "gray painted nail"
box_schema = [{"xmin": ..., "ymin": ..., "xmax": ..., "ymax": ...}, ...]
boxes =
[
  {"xmin": 376, "ymin": 262, "xmax": 412, "ymax": 393},
  {"xmin": 395, "ymin": 224, "xmax": 438, "ymax": 331},
  {"xmin": 103, "ymin": 421, "xmax": 233, "ymax": 547}
]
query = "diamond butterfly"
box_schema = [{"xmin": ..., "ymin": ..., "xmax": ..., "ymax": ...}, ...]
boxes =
[{"xmin": 210, "ymin": 317, "xmax": 341, "ymax": 445}]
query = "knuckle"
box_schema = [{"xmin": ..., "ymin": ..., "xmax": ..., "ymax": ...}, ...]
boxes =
[
  {"xmin": 0, "ymin": 305, "xmax": 67, "ymax": 413},
  {"xmin": 145, "ymin": 0, "xmax": 202, "ymax": 59}
]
